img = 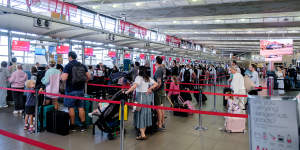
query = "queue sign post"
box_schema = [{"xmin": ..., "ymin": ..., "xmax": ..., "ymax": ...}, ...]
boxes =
[
  {"xmin": 34, "ymin": 89, "xmax": 39, "ymax": 134},
  {"xmin": 195, "ymin": 89, "xmax": 208, "ymax": 131},
  {"xmin": 120, "ymin": 98, "xmax": 125, "ymax": 150}
]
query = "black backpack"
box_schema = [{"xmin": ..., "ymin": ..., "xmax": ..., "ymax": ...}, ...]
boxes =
[
  {"xmin": 71, "ymin": 63, "xmax": 87, "ymax": 85},
  {"xmin": 183, "ymin": 69, "xmax": 190, "ymax": 83}
]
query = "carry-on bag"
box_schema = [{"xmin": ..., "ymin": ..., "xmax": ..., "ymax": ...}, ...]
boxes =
[
  {"xmin": 225, "ymin": 117, "xmax": 246, "ymax": 133},
  {"xmin": 46, "ymin": 110, "xmax": 70, "ymax": 136}
]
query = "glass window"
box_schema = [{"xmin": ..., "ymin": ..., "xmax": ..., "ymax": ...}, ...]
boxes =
[
  {"xmin": 105, "ymin": 18, "xmax": 116, "ymax": 32},
  {"xmin": 81, "ymin": 11, "xmax": 94, "ymax": 27}
]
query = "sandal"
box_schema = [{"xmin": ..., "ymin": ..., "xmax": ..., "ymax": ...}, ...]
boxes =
[{"xmin": 136, "ymin": 136, "xmax": 147, "ymax": 140}]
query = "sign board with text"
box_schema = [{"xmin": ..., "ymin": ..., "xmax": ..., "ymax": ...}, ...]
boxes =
[
  {"xmin": 12, "ymin": 40, "xmax": 30, "ymax": 52},
  {"xmin": 56, "ymin": 45, "xmax": 69, "ymax": 54},
  {"xmin": 248, "ymin": 97, "xmax": 299, "ymax": 150}
]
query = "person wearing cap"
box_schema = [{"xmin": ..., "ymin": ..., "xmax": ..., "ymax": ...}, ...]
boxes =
[{"xmin": 42, "ymin": 60, "xmax": 61, "ymax": 110}]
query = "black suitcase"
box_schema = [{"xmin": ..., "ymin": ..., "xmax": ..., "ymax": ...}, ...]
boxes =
[
  {"xmin": 173, "ymin": 104, "xmax": 189, "ymax": 117},
  {"xmin": 46, "ymin": 110, "xmax": 70, "ymax": 136}
]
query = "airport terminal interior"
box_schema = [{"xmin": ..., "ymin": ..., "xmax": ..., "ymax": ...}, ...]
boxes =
[{"xmin": 0, "ymin": 0, "xmax": 300, "ymax": 150}]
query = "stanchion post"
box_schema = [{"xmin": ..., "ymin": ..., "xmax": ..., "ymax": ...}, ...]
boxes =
[
  {"xmin": 120, "ymin": 99, "xmax": 125, "ymax": 150},
  {"xmin": 212, "ymin": 82, "xmax": 217, "ymax": 112},
  {"xmin": 194, "ymin": 89, "xmax": 207, "ymax": 131},
  {"xmin": 34, "ymin": 89, "xmax": 39, "ymax": 134},
  {"xmin": 267, "ymin": 76, "xmax": 274, "ymax": 96}
]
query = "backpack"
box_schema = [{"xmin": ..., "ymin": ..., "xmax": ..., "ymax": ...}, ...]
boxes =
[
  {"xmin": 183, "ymin": 69, "xmax": 190, "ymax": 83},
  {"xmin": 72, "ymin": 63, "xmax": 87, "ymax": 85}
]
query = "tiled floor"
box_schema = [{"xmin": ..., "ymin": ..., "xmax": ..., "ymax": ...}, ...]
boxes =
[{"xmin": 0, "ymin": 79, "xmax": 279, "ymax": 150}]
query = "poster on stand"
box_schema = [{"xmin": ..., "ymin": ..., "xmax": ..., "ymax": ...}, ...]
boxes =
[
  {"xmin": 248, "ymin": 97, "xmax": 299, "ymax": 150},
  {"xmin": 108, "ymin": 51, "xmax": 116, "ymax": 58}
]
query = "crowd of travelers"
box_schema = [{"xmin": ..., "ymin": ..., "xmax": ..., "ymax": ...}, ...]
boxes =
[{"xmin": 0, "ymin": 50, "xmax": 297, "ymax": 137}]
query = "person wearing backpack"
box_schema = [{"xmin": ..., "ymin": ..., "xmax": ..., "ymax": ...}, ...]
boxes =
[{"xmin": 61, "ymin": 51, "xmax": 91, "ymax": 132}]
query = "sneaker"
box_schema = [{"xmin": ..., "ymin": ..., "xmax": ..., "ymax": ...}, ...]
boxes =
[
  {"xmin": 70, "ymin": 125, "xmax": 77, "ymax": 132},
  {"xmin": 80, "ymin": 125, "xmax": 87, "ymax": 132},
  {"xmin": 28, "ymin": 127, "xmax": 35, "ymax": 133},
  {"xmin": 24, "ymin": 125, "xmax": 29, "ymax": 130},
  {"xmin": 13, "ymin": 110, "xmax": 18, "ymax": 114}
]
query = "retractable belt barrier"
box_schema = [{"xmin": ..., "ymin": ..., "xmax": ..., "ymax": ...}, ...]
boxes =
[
  {"xmin": 0, "ymin": 87, "xmax": 247, "ymax": 118},
  {"xmin": 0, "ymin": 129, "xmax": 64, "ymax": 150}
]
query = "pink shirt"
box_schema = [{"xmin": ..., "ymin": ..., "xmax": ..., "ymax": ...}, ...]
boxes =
[
  {"xmin": 168, "ymin": 82, "xmax": 180, "ymax": 96},
  {"xmin": 9, "ymin": 70, "xmax": 27, "ymax": 88}
]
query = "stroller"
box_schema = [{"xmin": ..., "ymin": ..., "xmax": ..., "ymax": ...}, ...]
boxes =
[{"xmin": 92, "ymin": 90, "xmax": 127, "ymax": 140}]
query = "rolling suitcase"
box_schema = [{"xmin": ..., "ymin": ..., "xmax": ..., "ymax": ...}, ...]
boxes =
[
  {"xmin": 75, "ymin": 100, "xmax": 93, "ymax": 126},
  {"xmin": 38, "ymin": 105, "xmax": 54, "ymax": 131},
  {"xmin": 46, "ymin": 110, "xmax": 70, "ymax": 136},
  {"xmin": 225, "ymin": 117, "xmax": 246, "ymax": 133}
]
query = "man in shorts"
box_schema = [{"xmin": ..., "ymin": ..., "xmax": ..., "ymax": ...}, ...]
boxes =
[
  {"xmin": 154, "ymin": 56, "xmax": 165, "ymax": 129},
  {"xmin": 61, "ymin": 51, "xmax": 91, "ymax": 132}
]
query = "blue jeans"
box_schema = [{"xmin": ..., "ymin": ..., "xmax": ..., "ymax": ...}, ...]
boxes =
[
  {"xmin": 287, "ymin": 76, "xmax": 295, "ymax": 88},
  {"xmin": 64, "ymin": 90, "xmax": 85, "ymax": 108}
]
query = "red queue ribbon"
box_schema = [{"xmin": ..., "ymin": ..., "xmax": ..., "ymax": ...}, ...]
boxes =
[
  {"xmin": 0, "ymin": 87, "xmax": 247, "ymax": 118},
  {"xmin": 87, "ymin": 83, "xmax": 130, "ymax": 89},
  {"xmin": 0, "ymin": 129, "xmax": 64, "ymax": 150}
]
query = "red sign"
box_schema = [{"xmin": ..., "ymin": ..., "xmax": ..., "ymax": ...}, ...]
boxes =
[
  {"xmin": 124, "ymin": 53, "xmax": 131, "ymax": 59},
  {"xmin": 151, "ymin": 55, "xmax": 155, "ymax": 61},
  {"xmin": 56, "ymin": 45, "xmax": 69, "ymax": 54},
  {"xmin": 84, "ymin": 48, "xmax": 93, "ymax": 56},
  {"xmin": 119, "ymin": 20, "xmax": 147, "ymax": 37},
  {"xmin": 169, "ymin": 57, "xmax": 172, "ymax": 62},
  {"xmin": 161, "ymin": 56, "xmax": 165, "ymax": 60},
  {"xmin": 140, "ymin": 54, "xmax": 145, "ymax": 59},
  {"xmin": 176, "ymin": 57, "xmax": 180, "ymax": 62},
  {"xmin": 182, "ymin": 58, "xmax": 185, "ymax": 62},
  {"xmin": 12, "ymin": 40, "xmax": 30, "ymax": 52},
  {"xmin": 188, "ymin": 60, "xmax": 191, "ymax": 63},
  {"xmin": 108, "ymin": 51, "xmax": 116, "ymax": 57}
]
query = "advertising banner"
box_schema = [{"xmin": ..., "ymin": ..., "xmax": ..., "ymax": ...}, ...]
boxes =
[
  {"xmin": 35, "ymin": 48, "xmax": 46, "ymax": 55},
  {"xmin": 84, "ymin": 48, "xmax": 93, "ymax": 56},
  {"xmin": 124, "ymin": 53, "xmax": 131, "ymax": 59},
  {"xmin": 161, "ymin": 56, "xmax": 165, "ymax": 61},
  {"xmin": 249, "ymin": 97, "xmax": 299, "ymax": 150},
  {"xmin": 260, "ymin": 39, "xmax": 293, "ymax": 56},
  {"xmin": 12, "ymin": 40, "xmax": 30, "ymax": 52},
  {"xmin": 140, "ymin": 54, "xmax": 145, "ymax": 59},
  {"xmin": 169, "ymin": 57, "xmax": 172, "ymax": 62},
  {"xmin": 56, "ymin": 45, "xmax": 69, "ymax": 54},
  {"xmin": 176, "ymin": 57, "xmax": 180, "ymax": 62},
  {"xmin": 264, "ymin": 55, "xmax": 283, "ymax": 62},
  {"xmin": 108, "ymin": 51, "xmax": 116, "ymax": 58},
  {"xmin": 151, "ymin": 55, "xmax": 155, "ymax": 61}
]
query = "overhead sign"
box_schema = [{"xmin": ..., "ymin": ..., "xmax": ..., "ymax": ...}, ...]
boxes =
[
  {"xmin": 35, "ymin": 48, "xmax": 46, "ymax": 55},
  {"xmin": 248, "ymin": 97, "xmax": 299, "ymax": 150},
  {"xmin": 84, "ymin": 48, "xmax": 93, "ymax": 56},
  {"xmin": 12, "ymin": 40, "xmax": 30, "ymax": 52},
  {"xmin": 56, "ymin": 45, "xmax": 69, "ymax": 54},
  {"xmin": 260, "ymin": 39, "xmax": 293, "ymax": 56},
  {"xmin": 108, "ymin": 51, "xmax": 116, "ymax": 58}
]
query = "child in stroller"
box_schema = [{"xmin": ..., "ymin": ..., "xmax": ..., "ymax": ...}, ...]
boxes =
[{"xmin": 92, "ymin": 90, "xmax": 127, "ymax": 140}]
